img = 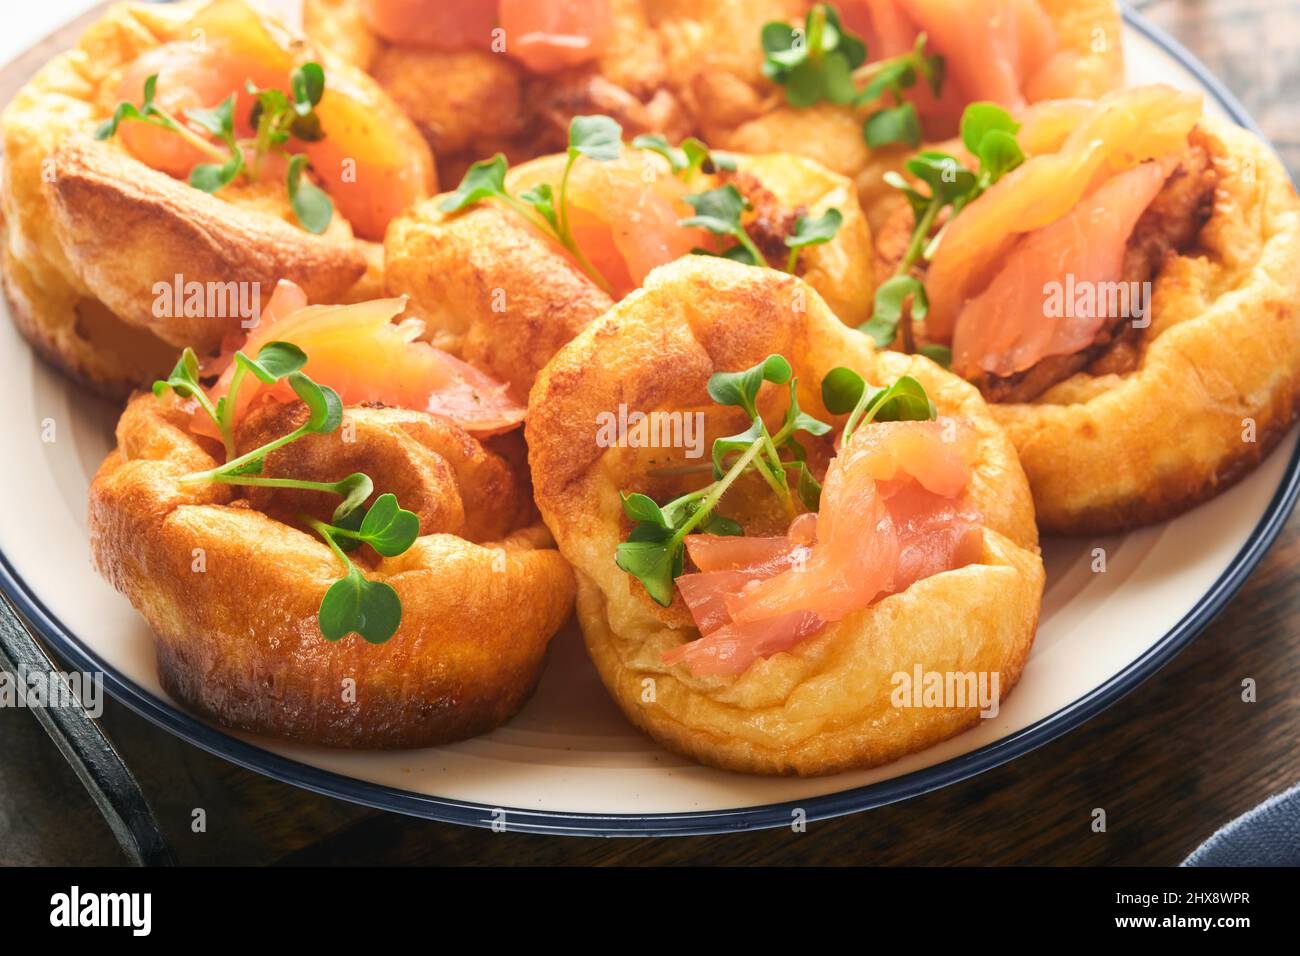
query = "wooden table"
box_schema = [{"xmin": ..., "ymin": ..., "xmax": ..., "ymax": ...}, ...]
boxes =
[{"xmin": 3, "ymin": 0, "xmax": 1299, "ymax": 866}]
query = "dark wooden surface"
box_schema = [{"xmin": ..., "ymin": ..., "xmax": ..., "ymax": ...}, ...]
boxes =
[{"xmin": 3, "ymin": 0, "xmax": 1299, "ymax": 866}]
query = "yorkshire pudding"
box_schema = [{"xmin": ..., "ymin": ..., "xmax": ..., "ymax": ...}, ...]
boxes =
[
  {"xmin": 649, "ymin": 0, "xmax": 1123, "ymax": 227},
  {"xmin": 983, "ymin": 117, "xmax": 1300, "ymax": 533},
  {"xmin": 386, "ymin": 147, "xmax": 873, "ymax": 401},
  {"xmin": 526, "ymin": 257, "xmax": 1043, "ymax": 775},
  {"xmin": 1, "ymin": 0, "xmax": 433, "ymax": 398},
  {"xmin": 304, "ymin": 0, "xmax": 690, "ymax": 183},
  {"xmin": 873, "ymin": 90, "xmax": 1300, "ymax": 534},
  {"xmin": 89, "ymin": 394, "xmax": 574, "ymax": 748}
]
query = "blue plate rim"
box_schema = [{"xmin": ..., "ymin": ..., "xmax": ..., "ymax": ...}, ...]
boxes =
[{"xmin": 1, "ymin": 4, "xmax": 1295, "ymax": 838}]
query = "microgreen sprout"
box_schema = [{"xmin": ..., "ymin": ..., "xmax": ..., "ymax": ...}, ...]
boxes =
[
  {"xmin": 821, "ymin": 369, "xmax": 936, "ymax": 444},
  {"xmin": 97, "ymin": 64, "xmax": 333, "ymax": 232},
  {"xmin": 631, "ymin": 133, "xmax": 737, "ymax": 180},
  {"xmin": 680, "ymin": 184, "xmax": 767, "ymax": 267},
  {"xmin": 761, "ymin": 3, "xmax": 865, "ymax": 108},
  {"xmin": 760, "ymin": 5, "xmax": 944, "ymax": 150},
  {"xmin": 615, "ymin": 354, "xmax": 831, "ymax": 605},
  {"xmin": 440, "ymin": 115, "xmax": 625, "ymax": 294},
  {"xmin": 784, "ymin": 208, "xmax": 843, "ymax": 272},
  {"xmin": 307, "ymin": 518, "xmax": 404, "ymax": 644},
  {"xmin": 860, "ymin": 102, "xmax": 1024, "ymax": 359},
  {"xmin": 858, "ymin": 32, "xmax": 944, "ymax": 149},
  {"xmin": 159, "ymin": 342, "xmax": 419, "ymax": 644}
]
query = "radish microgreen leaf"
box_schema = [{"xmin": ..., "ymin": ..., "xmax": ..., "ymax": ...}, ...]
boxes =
[
  {"xmin": 784, "ymin": 208, "xmax": 843, "ymax": 272},
  {"xmin": 616, "ymin": 355, "xmax": 830, "ymax": 606},
  {"xmin": 317, "ymin": 564, "xmax": 402, "ymax": 644}
]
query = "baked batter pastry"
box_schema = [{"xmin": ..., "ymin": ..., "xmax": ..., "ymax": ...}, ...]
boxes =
[
  {"xmin": 527, "ymin": 256, "xmax": 1043, "ymax": 774},
  {"xmin": 89, "ymin": 281, "xmax": 572, "ymax": 747},
  {"xmin": 870, "ymin": 86, "xmax": 1300, "ymax": 533}
]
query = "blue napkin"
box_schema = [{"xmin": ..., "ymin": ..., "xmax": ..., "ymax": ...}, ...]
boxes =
[{"xmin": 1183, "ymin": 783, "xmax": 1300, "ymax": 866}]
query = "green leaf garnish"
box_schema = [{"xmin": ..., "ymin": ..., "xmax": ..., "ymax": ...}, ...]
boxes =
[
  {"xmin": 291, "ymin": 62, "xmax": 325, "ymax": 111},
  {"xmin": 438, "ymin": 154, "xmax": 509, "ymax": 213},
  {"xmin": 318, "ymin": 565, "xmax": 402, "ymax": 644},
  {"xmin": 862, "ymin": 102, "xmax": 1026, "ymax": 358},
  {"xmin": 621, "ymin": 492, "xmax": 672, "ymax": 528},
  {"xmin": 288, "ymin": 371, "xmax": 342, "ymax": 433},
  {"xmin": 101, "ymin": 65, "xmax": 334, "ymax": 231},
  {"xmin": 518, "ymin": 182, "xmax": 559, "ymax": 230},
  {"xmin": 569, "ymin": 114, "xmax": 623, "ymax": 162},
  {"xmin": 861, "ymin": 274, "xmax": 928, "ymax": 349},
  {"xmin": 856, "ymin": 33, "xmax": 943, "ymax": 148},
  {"xmin": 615, "ymin": 536, "xmax": 681, "ymax": 607},
  {"xmin": 348, "ymin": 493, "xmax": 420, "ymax": 557},
  {"xmin": 681, "ymin": 184, "xmax": 767, "ymax": 267},
  {"xmin": 759, "ymin": 10, "xmax": 942, "ymax": 150},
  {"xmin": 286, "ymin": 154, "xmax": 334, "ymax": 234},
  {"xmin": 820, "ymin": 365, "xmax": 866, "ymax": 415},
  {"xmin": 189, "ymin": 152, "xmax": 244, "ymax": 193},
  {"xmin": 707, "ymin": 354, "xmax": 792, "ymax": 418},
  {"xmin": 918, "ymin": 343, "xmax": 953, "ymax": 368},
  {"xmin": 331, "ymin": 472, "xmax": 374, "ymax": 522},
  {"xmin": 631, "ymin": 133, "xmax": 685, "ymax": 171},
  {"xmin": 864, "ymin": 102, "xmax": 921, "ymax": 149},
  {"xmin": 822, "ymin": 368, "xmax": 936, "ymax": 444},
  {"xmin": 762, "ymin": 4, "xmax": 866, "ymax": 107},
  {"xmin": 960, "ymin": 102, "xmax": 1024, "ymax": 191},
  {"xmin": 438, "ymin": 116, "xmax": 625, "ymax": 294},
  {"xmin": 792, "ymin": 460, "xmax": 822, "ymax": 511},
  {"xmin": 96, "ymin": 74, "xmax": 162, "ymax": 141},
  {"xmin": 183, "ymin": 95, "xmax": 235, "ymax": 139},
  {"xmin": 711, "ymin": 417, "xmax": 766, "ymax": 481},
  {"xmin": 235, "ymin": 340, "xmax": 307, "ymax": 384},
  {"xmin": 166, "ymin": 339, "xmax": 419, "ymax": 646},
  {"xmin": 632, "ymin": 133, "xmax": 735, "ymax": 180},
  {"xmin": 784, "ymin": 208, "xmax": 843, "ymax": 271},
  {"xmin": 183, "ymin": 94, "xmax": 243, "ymax": 193},
  {"xmin": 616, "ymin": 355, "xmax": 831, "ymax": 605},
  {"xmin": 153, "ymin": 347, "xmax": 204, "ymax": 401}
]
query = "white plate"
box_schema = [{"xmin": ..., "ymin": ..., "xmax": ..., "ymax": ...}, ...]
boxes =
[{"xmin": 1, "ymin": 7, "xmax": 1295, "ymax": 835}]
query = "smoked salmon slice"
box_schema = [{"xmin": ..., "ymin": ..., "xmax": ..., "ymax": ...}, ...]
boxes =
[
  {"xmin": 925, "ymin": 85, "xmax": 1202, "ymax": 342},
  {"xmin": 360, "ymin": 1, "xmax": 611, "ymax": 72},
  {"xmin": 360, "ymin": 0, "xmax": 498, "ymax": 51},
  {"xmin": 500, "ymin": 0, "xmax": 612, "ymax": 74},
  {"xmin": 193, "ymin": 280, "xmax": 524, "ymax": 439},
  {"xmin": 842, "ymin": 0, "xmax": 1065, "ymax": 132},
  {"xmin": 508, "ymin": 152, "xmax": 707, "ymax": 299},
  {"xmin": 951, "ymin": 161, "xmax": 1169, "ymax": 379},
  {"xmin": 115, "ymin": 0, "xmax": 432, "ymax": 239},
  {"xmin": 663, "ymin": 420, "xmax": 982, "ymax": 677},
  {"xmin": 895, "ymin": 0, "xmax": 1056, "ymax": 110}
]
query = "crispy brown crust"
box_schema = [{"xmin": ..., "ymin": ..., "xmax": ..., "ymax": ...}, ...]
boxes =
[
  {"xmin": 990, "ymin": 118, "xmax": 1300, "ymax": 534},
  {"xmin": 45, "ymin": 141, "xmax": 366, "ymax": 354},
  {"xmin": 384, "ymin": 196, "xmax": 614, "ymax": 403},
  {"xmin": 89, "ymin": 395, "xmax": 575, "ymax": 748},
  {"xmin": 526, "ymin": 257, "xmax": 1043, "ymax": 775}
]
